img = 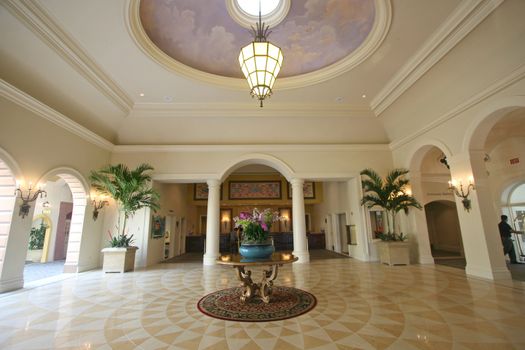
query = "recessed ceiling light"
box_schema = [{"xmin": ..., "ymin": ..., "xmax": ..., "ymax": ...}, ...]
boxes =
[
  {"xmin": 164, "ymin": 96, "xmax": 173, "ymax": 102},
  {"xmin": 361, "ymin": 94, "xmax": 367, "ymax": 98},
  {"xmin": 139, "ymin": 93, "xmax": 145, "ymax": 97}
]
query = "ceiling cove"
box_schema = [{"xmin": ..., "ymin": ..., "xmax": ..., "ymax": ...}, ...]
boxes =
[{"xmin": 127, "ymin": 0, "xmax": 391, "ymax": 90}]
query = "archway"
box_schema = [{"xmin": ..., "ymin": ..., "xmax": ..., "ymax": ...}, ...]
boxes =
[
  {"xmin": 406, "ymin": 143, "xmax": 456, "ymax": 264},
  {"xmin": 455, "ymin": 104, "xmax": 525, "ymax": 280},
  {"xmin": 501, "ymin": 182, "xmax": 525, "ymax": 266},
  {"xmin": 36, "ymin": 168, "xmax": 88, "ymax": 274}
]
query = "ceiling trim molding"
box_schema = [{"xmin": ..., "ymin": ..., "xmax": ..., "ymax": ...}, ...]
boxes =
[
  {"xmin": 389, "ymin": 63, "xmax": 525, "ymax": 151},
  {"xmin": 113, "ymin": 144, "xmax": 391, "ymax": 153},
  {"xmin": 129, "ymin": 103, "xmax": 372, "ymax": 118},
  {"xmin": 0, "ymin": 79, "xmax": 114, "ymax": 151},
  {"xmin": 126, "ymin": 0, "xmax": 391, "ymax": 90},
  {"xmin": 371, "ymin": 0, "xmax": 504, "ymax": 116},
  {"xmin": 421, "ymin": 174, "xmax": 451, "ymax": 183},
  {"xmin": 152, "ymin": 172, "xmax": 358, "ymax": 183},
  {"xmin": 3, "ymin": 0, "xmax": 133, "ymax": 113}
]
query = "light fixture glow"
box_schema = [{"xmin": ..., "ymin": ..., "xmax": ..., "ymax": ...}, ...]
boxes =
[
  {"xmin": 239, "ymin": 1, "xmax": 283, "ymax": 107},
  {"xmin": 236, "ymin": 0, "xmax": 280, "ymax": 16}
]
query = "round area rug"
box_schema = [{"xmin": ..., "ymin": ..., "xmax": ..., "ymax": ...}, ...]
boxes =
[{"xmin": 197, "ymin": 286, "xmax": 316, "ymax": 322}]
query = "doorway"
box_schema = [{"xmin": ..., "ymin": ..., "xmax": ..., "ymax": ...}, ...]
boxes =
[{"xmin": 425, "ymin": 200, "xmax": 465, "ymax": 268}]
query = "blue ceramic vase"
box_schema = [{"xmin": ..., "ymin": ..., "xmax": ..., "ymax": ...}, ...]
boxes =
[{"xmin": 239, "ymin": 241, "xmax": 275, "ymax": 260}]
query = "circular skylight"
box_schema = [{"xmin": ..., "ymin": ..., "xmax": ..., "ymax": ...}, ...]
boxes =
[
  {"xmin": 226, "ymin": 0, "xmax": 290, "ymax": 29},
  {"xmin": 236, "ymin": 0, "xmax": 280, "ymax": 16}
]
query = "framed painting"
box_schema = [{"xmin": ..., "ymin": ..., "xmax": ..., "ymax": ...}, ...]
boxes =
[
  {"xmin": 228, "ymin": 181, "xmax": 281, "ymax": 200},
  {"xmin": 151, "ymin": 215, "xmax": 166, "ymax": 239},
  {"xmin": 194, "ymin": 183, "xmax": 223, "ymax": 200},
  {"xmin": 288, "ymin": 181, "xmax": 316, "ymax": 199}
]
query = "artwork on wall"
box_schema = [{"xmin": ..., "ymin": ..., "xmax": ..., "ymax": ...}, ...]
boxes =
[
  {"xmin": 194, "ymin": 183, "xmax": 223, "ymax": 200},
  {"xmin": 288, "ymin": 181, "xmax": 316, "ymax": 199},
  {"xmin": 229, "ymin": 181, "xmax": 281, "ymax": 200},
  {"xmin": 194, "ymin": 183, "xmax": 209, "ymax": 200},
  {"xmin": 151, "ymin": 215, "xmax": 166, "ymax": 239}
]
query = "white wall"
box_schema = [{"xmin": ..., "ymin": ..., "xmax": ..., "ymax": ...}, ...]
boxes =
[
  {"xmin": 0, "ymin": 96, "xmax": 110, "ymax": 291},
  {"xmin": 384, "ymin": 0, "xmax": 525, "ymax": 280}
]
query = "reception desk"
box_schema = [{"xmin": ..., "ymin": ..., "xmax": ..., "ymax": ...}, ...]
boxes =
[{"xmin": 186, "ymin": 232, "xmax": 325, "ymax": 253}]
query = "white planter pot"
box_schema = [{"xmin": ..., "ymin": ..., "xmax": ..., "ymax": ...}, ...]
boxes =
[
  {"xmin": 26, "ymin": 249, "xmax": 43, "ymax": 263},
  {"xmin": 378, "ymin": 241, "xmax": 410, "ymax": 266},
  {"xmin": 101, "ymin": 247, "xmax": 139, "ymax": 273}
]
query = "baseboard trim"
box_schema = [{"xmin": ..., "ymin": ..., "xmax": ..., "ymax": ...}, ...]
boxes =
[{"xmin": 0, "ymin": 276, "xmax": 24, "ymax": 293}]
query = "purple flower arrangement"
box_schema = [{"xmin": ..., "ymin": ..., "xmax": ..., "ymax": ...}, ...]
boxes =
[{"xmin": 233, "ymin": 208, "xmax": 282, "ymax": 243}]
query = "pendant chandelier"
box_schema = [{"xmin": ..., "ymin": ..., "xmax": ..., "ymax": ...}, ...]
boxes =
[{"xmin": 238, "ymin": 2, "xmax": 283, "ymax": 107}]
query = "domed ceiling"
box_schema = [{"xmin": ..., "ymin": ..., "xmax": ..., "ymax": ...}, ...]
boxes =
[{"xmin": 139, "ymin": 0, "xmax": 376, "ymax": 78}]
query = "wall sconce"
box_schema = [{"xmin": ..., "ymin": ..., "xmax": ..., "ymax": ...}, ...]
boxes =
[
  {"xmin": 15, "ymin": 180, "xmax": 47, "ymax": 218},
  {"xmin": 222, "ymin": 216, "xmax": 230, "ymax": 231},
  {"xmin": 448, "ymin": 177, "xmax": 475, "ymax": 212},
  {"xmin": 91, "ymin": 192, "xmax": 109, "ymax": 221},
  {"xmin": 282, "ymin": 214, "xmax": 289, "ymax": 231},
  {"xmin": 42, "ymin": 201, "xmax": 51, "ymax": 215}
]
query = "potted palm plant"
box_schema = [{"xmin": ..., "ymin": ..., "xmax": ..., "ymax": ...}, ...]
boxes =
[
  {"xmin": 90, "ymin": 163, "xmax": 160, "ymax": 272},
  {"xmin": 360, "ymin": 168, "xmax": 421, "ymax": 265}
]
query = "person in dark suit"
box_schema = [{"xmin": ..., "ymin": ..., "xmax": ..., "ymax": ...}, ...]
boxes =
[{"xmin": 498, "ymin": 215, "xmax": 524, "ymax": 264}]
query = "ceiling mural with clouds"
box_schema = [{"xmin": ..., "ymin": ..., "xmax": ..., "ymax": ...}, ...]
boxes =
[{"xmin": 139, "ymin": 0, "xmax": 375, "ymax": 78}]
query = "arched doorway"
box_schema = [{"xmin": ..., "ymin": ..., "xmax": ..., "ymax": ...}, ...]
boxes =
[
  {"xmin": 459, "ymin": 104, "xmax": 525, "ymax": 280},
  {"xmin": 425, "ymin": 200, "xmax": 465, "ymax": 266},
  {"xmin": 35, "ymin": 169, "xmax": 88, "ymax": 275},
  {"xmin": 406, "ymin": 142, "xmax": 456, "ymax": 265},
  {"xmin": 501, "ymin": 183, "xmax": 525, "ymax": 267}
]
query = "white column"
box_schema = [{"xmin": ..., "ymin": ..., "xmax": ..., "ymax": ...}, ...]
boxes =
[
  {"xmin": 0, "ymin": 198, "xmax": 35, "ymax": 292},
  {"xmin": 203, "ymin": 180, "xmax": 221, "ymax": 266},
  {"xmin": 409, "ymin": 172, "xmax": 435, "ymax": 264},
  {"xmin": 291, "ymin": 178, "xmax": 309, "ymax": 263},
  {"xmin": 448, "ymin": 152, "xmax": 510, "ymax": 280},
  {"xmin": 347, "ymin": 178, "xmax": 371, "ymax": 261}
]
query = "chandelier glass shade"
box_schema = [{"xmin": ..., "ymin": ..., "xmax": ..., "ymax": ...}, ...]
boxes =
[{"xmin": 238, "ymin": 7, "xmax": 283, "ymax": 107}]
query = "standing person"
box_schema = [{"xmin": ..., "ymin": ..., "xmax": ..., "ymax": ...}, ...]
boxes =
[{"xmin": 498, "ymin": 215, "xmax": 524, "ymax": 264}]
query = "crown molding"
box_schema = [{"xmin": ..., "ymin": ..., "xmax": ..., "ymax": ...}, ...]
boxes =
[
  {"xmin": 420, "ymin": 173, "xmax": 451, "ymax": 183},
  {"xmin": 129, "ymin": 102, "xmax": 373, "ymax": 118},
  {"xmin": 389, "ymin": 63, "xmax": 525, "ymax": 151},
  {"xmin": 113, "ymin": 144, "xmax": 391, "ymax": 153},
  {"xmin": 2, "ymin": 0, "xmax": 133, "ymax": 113},
  {"xmin": 126, "ymin": 0, "xmax": 391, "ymax": 90},
  {"xmin": 0, "ymin": 79, "xmax": 114, "ymax": 151},
  {"xmin": 371, "ymin": 0, "xmax": 504, "ymax": 116}
]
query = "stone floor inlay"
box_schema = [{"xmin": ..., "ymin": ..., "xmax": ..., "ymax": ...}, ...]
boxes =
[{"xmin": 0, "ymin": 255, "xmax": 524, "ymax": 349}]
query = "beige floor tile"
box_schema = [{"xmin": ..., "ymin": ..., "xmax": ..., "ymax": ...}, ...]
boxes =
[{"xmin": 0, "ymin": 256, "xmax": 524, "ymax": 349}]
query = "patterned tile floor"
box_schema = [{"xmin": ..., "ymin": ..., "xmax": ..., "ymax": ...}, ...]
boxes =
[{"xmin": 1, "ymin": 257, "xmax": 524, "ymax": 349}]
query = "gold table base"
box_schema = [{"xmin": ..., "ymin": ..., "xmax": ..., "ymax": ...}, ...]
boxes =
[
  {"xmin": 216, "ymin": 253, "xmax": 298, "ymax": 304},
  {"xmin": 235, "ymin": 264, "xmax": 279, "ymax": 304}
]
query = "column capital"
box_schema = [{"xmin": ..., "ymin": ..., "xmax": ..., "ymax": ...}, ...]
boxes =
[
  {"xmin": 206, "ymin": 179, "xmax": 221, "ymax": 188},
  {"xmin": 290, "ymin": 178, "xmax": 304, "ymax": 186}
]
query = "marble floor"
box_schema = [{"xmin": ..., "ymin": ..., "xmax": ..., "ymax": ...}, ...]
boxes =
[{"xmin": 1, "ymin": 257, "xmax": 524, "ymax": 350}]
